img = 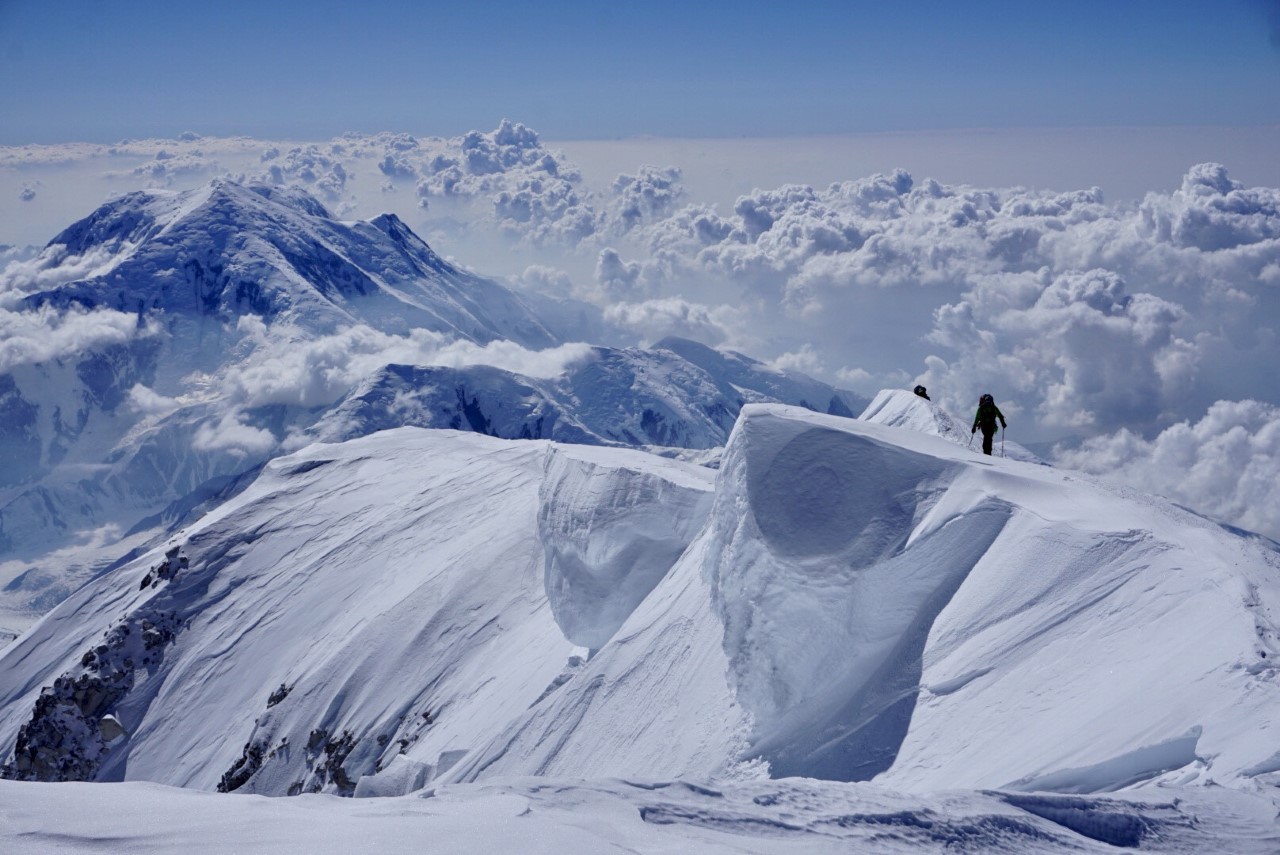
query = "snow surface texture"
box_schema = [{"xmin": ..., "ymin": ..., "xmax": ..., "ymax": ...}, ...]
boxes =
[
  {"xmin": 3, "ymin": 776, "xmax": 1279, "ymax": 854},
  {"xmin": 5, "ymin": 401, "xmax": 1280, "ymax": 819}
]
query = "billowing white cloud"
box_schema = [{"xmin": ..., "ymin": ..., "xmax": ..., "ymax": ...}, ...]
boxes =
[
  {"xmin": 922, "ymin": 268, "xmax": 1196, "ymax": 433},
  {"xmin": 1, "ymin": 243, "xmax": 127, "ymax": 302},
  {"xmin": 118, "ymin": 150, "xmax": 220, "ymax": 186},
  {"xmin": 607, "ymin": 165, "xmax": 685, "ymax": 233},
  {"xmin": 0, "ymin": 304, "xmax": 160, "ymax": 372},
  {"xmin": 835, "ymin": 366, "xmax": 873, "ymax": 388},
  {"xmin": 595, "ymin": 248, "xmax": 646, "ymax": 300},
  {"xmin": 192, "ymin": 410, "xmax": 278, "ymax": 457},
  {"xmin": 255, "ymin": 145, "xmax": 349, "ymax": 201},
  {"xmin": 602, "ymin": 297, "xmax": 741, "ymax": 346},
  {"xmin": 771, "ymin": 344, "xmax": 825, "ymax": 375},
  {"xmin": 128, "ymin": 383, "xmax": 181, "ymax": 417},
  {"xmin": 1055, "ymin": 399, "xmax": 1280, "ymax": 540},
  {"xmin": 513, "ymin": 264, "xmax": 576, "ymax": 298},
  {"xmin": 218, "ymin": 317, "xmax": 595, "ymax": 410},
  {"xmin": 4, "ymin": 128, "xmax": 1280, "ymax": 539}
]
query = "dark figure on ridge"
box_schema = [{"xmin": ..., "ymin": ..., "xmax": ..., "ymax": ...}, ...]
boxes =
[
  {"xmin": 913, "ymin": 384, "xmax": 930, "ymax": 401},
  {"xmin": 971, "ymin": 393, "xmax": 1007, "ymax": 456}
]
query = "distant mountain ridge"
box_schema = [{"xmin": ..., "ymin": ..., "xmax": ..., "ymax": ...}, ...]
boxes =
[
  {"xmin": 316, "ymin": 338, "xmax": 860, "ymax": 451},
  {"xmin": 0, "ymin": 179, "xmax": 864, "ymax": 633}
]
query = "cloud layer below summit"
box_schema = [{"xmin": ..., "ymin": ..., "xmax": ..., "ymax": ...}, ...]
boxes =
[{"xmin": 3, "ymin": 122, "xmax": 1280, "ymax": 538}]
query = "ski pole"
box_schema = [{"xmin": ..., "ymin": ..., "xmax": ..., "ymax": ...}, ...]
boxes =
[
  {"xmin": 1001, "ymin": 426, "xmax": 1005, "ymax": 458},
  {"xmin": 967, "ymin": 431, "xmax": 975, "ymax": 449}
]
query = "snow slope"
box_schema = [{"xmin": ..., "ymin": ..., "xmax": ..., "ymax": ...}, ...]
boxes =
[
  {"xmin": 0, "ymin": 429, "xmax": 715, "ymax": 793},
  {"xmin": 450, "ymin": 404, "xmax": 1280, "ymax": 792},
  {"xmin": 4, "ymin": 400, "xmax": 1279, "ymax": 809}
]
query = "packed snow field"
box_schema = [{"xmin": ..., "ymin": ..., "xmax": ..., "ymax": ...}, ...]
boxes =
[{"xmin": 3, "ymin": 775, "xmax": 1278, "ymax": 853}]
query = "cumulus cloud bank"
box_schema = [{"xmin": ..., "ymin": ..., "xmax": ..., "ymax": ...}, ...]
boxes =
[
  {"xmin": 0, "ymin": 304, "xmax": 159, "ymax": 372},
  {"xmin": 4, "ymin": 125, "xmax": 1280, "ymax": 539},
  {"xmin": 221, "ymin": 317, "xmax": 596, "ymax": 412},
  {"xmin": 1056, "ymin": 399, "xmax": 1280, "ymax": 541}
]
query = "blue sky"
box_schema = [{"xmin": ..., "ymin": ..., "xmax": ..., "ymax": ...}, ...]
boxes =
[{"xmin": 1, "ymin": 0, "xmax": 1278, "ymax": 143}]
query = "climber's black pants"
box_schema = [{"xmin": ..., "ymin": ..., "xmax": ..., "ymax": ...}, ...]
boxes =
[{"xmin": 981, "ymin": 425, "xmax": 997, "ymax": 455}]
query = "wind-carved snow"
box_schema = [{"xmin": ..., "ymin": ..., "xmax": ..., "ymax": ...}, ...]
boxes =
[
  {"xmin": 0, "ymin": 429, "xmax": 715, "ymax": 794},
  {"xmin": 709, "ymin": 409, "xmax": 1013, "ymax": 780},
  {"xmin": 449, "ymin": 403, "xmax": 1280, "ymax": 794},
  {"xmin": 539, "ymin": 444, "xmax": 714, "ymax": 649}
]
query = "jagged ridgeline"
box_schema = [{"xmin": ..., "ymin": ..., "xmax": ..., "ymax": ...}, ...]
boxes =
[
  {"xmin": 0, "ymin": 179, "xmax": 863, "ymax": 628},
  {"xmin": 2, "ymin": 397, "xmax": 1279, "ymax": 801}
]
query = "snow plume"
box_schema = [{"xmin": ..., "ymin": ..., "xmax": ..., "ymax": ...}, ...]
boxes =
[
  {"xmin": 1055, "ymin": 399, "xmax": 1280, "ymax": 540},
  {"xmin": 0, "ymin": 304, "xmax": 159, "ymax": 372}
]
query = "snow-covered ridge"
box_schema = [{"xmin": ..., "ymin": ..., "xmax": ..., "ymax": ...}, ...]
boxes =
[
  {"xmin": 448, "ymin": 404, "xmax": 1280, "ymax": 791},
  {"xmin": 859, "ymin": 388, "xmax": 1044, "ymax": 464},
  {"xmin": 0, "ymin": 429, "xmax": 715, "ymax": 792},
  {"xmin": 7, "ymin": 400, "xmax": 1275, "ymax": 804}
]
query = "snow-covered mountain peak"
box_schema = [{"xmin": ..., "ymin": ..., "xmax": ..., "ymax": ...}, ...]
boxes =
[
  {"xmin": 655, "ymin": 336, "xmax": 859, "ymax": 418},
  {"xmin": 22, "ymin": 178, "xmax": 560, "ymax": 347}
]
